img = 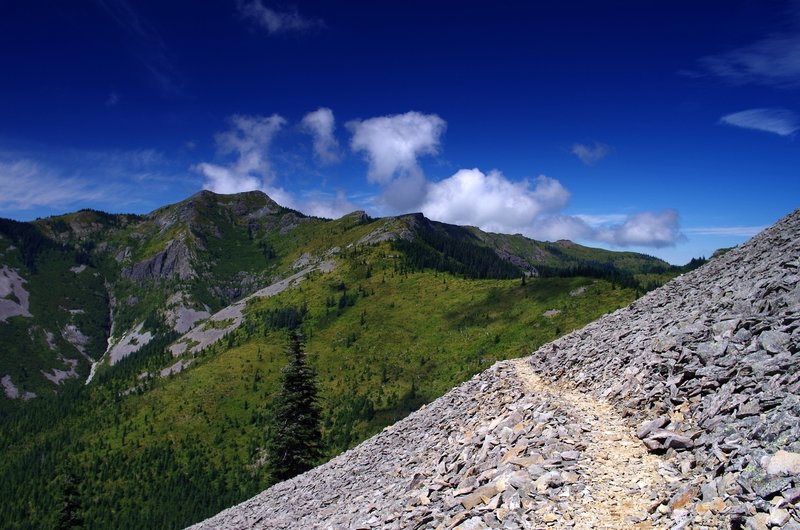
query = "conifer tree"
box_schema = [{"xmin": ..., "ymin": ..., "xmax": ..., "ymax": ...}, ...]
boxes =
[
  {"xmin": 267, "ymin": 331, "xmax": 322, "ymax": 484},
  {"xmin": 56, "ymin": 469, "xmax": 83, "ymax": 529}
]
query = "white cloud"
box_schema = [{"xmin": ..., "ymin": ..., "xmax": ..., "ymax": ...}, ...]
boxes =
[
  {"xmin": 0, "ymin": 149, "xmax": 173, "ymax": 213},
  {"xmin": 193, "ymin": 163, "xmax": 262, "ymax": 195},
  {"xmin": 0, "ymin": 160, "xmax": 107, "ymax": 211},
  {"xmin": 300, "ymin": 190, "xmax": 356, "ymax": 219},
  {"xmin": 594, "ymin": 209, "xmax": 683, "ymax": 248},
  {"xmin": 382, "ymin": 172, "xmax": 429, "ymax": 212},
  {"xmin": 105, "ymin": 92, "xmax": 120, "ymax": 106},
  {"xmin": 388, "ymin": 164, "xmax": 682, "ymax": 248},
  {"xmin": 574, "ymin": 213, "xmax": 627, "ymax": 225},
  {"xmin": 194, "ymin": 114, "xmax": 286, "ymax": 194},
  {"xmin": 527, "ymin": 215, "xmax": 594, "ymax": 242},
  {"xmin": 720, "ymin": 108, "xmax": 799, "ymax": 136},
  {"xmin": 238, "ymin": 0, "xmax": 324, "ymax": 34},
  {"xmin": 700, "ymin": 31, "xmax": 800, "ymax": 89},
  {"xmin": 571, "ymin": 142, "xmax": 611, "ymax": 165},
  {"xmin": 193, "ymin": 113, "xmax": 354, "ymax": 219},
  {"xmin": 421, "ymin": 170, "xmax": 569, "ymax": 233},
  {"xmin": 301, "ymin": 107, "xmax": 340, "ymax": 164},
  {"xmin": 347, "ymin": 111, "xmax": 446, "ymax": 184},
  {"xmin": 685, "ymin": 226, "xmax": 766, "ymax": 237}
]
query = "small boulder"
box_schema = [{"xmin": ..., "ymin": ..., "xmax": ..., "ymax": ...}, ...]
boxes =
[{"xmin": 764, "ymin": 450, "xmax": 800, "ymax": 476}]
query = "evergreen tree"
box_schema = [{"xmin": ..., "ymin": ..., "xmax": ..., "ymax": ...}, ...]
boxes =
[
  {"xmin": 56, "ymin": 469, "xmax": 83, "ymax": 529},
  {"xmin": 266, "ymin": 331, "xmax": 322, "ymax": 484}
]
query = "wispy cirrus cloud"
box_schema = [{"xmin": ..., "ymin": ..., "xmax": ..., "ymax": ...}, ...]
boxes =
[
  {"xmin": 684, "ymin": 226, "xmax": 766, "ymax": 237},
  {"xmin": 237, "ymin": 0, "xmax": 324, "ymax": 34},
  {"xmin": 0, "ymin": 148, "xmax": 178, "ymax": 214},
  {"xmin": 0, "ymin": 159, "xmax": 110, "ymax": 211},
  {"xmin": 720, "ymin": 108, "xmax": 799, "ymax": 136},
  {"xmin": 94, "ymin": 0, "xmax": 181, "ymax": 95},
  {"xmin": 571, "ymin": 142, "xmax": 611, "ymax": 165},
  {"xmin": 696, "ymin": 4, "xmax": 800, "ymax": 89}
]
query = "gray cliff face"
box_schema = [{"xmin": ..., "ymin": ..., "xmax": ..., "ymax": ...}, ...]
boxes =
[
  {"xmin": 189, "ymin": 209, "xmax": 799, "ymax": 530},
  {"xmin": 122, "ymin": 238, "xmax": 195, "ymax": 282}
]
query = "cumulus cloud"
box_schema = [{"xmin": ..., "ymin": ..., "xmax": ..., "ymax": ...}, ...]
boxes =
[
  {"xmin": 720, "ymin": 108, "xmax": 799, "ymax": 136},
  {"xmin": 420, "ymin": 170, "xmax": 569, "ymax": 233},
  {"xmin": 301, "ymin": 190, "xmax": 356, "ymax": 219},
  {"xmin": 238, "ymin": 0, "xmax": 324, "ymax": 34},
  {"xmin": 523, "ymin": 210, "xmax": 684, "ymax": 248},
  {"xmin": 193, "ymin": 113, "xmax": 354, "ymax": 218},
  {"xmin": 347, "ymin": 111, "xmax": 446, "ymax": 184},
  {"xmin": 524, "ymin": 215, "xmax": 591, "ymax": 241},
  {"xmin": 374, "ymin": 159, "xmax": 682, "ymax": 247},
  {"xmin": 194, "ymin": 114, "xmax": 285, "ymax": 194},
  {"xmin": 301, "ymin": 107, "xmax": 340, "ymax": 164},
  {"xmin": 382, "ymin": 173, "xmax": 430, "ymax": 212},
  {"xmin": 571, "ymin": 142, "xmax": 611, "ymax": 165},
  {"xmin": 594, "ymin": 210, "xmax": 684, "ymax": 248}
]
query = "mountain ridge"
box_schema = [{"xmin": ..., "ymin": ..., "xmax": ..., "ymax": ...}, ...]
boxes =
[{"xmin": 0, "ymin": 190, "xmax": 686, "ymax": 403}]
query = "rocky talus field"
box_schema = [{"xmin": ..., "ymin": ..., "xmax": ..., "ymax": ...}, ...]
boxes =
[{"xmin": 190, "ymin": 209, "xmax": 799, "ymax": 530}]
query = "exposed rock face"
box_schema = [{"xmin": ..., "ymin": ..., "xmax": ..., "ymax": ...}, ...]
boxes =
[
  {"xmin": 122, "ymin": 238, "xmax": 195, "ymax": 282},
  {"xmin": 108, "ymin": 322, "xmax": 153, "ymax": 365},
  {"xmin": 0, "ymin": 266, "xmax": 32, "ymax": 322},
  {"xmin": 169, "ymin": 261, "xmax": 335, "ymax": 358},
  {"xmin": 1, "ymin": 374, "xmax": 35, "ymax": 400},
  {"xmin": 164, "ymin": 292, "xmax": 211, "ymax": 334},
  {"xmin": 189, "ymin": 208, "xmax": 799, "ymax": 530},
  {"xmin": 61, "ymin": 324, "xmax": 89, "ymax": 356},
  {"xmin": 41, "ymin": 356, "xmax": 80, "ymax": 384}
]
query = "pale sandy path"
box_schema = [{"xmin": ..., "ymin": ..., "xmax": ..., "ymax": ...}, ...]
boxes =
[{"xmin": 513, "ymin": 359, "xmax": 667, "ymax": 530}]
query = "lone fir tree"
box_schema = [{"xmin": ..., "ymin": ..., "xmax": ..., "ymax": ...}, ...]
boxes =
[
  {"xmin": 56, "ymin": 469, "xmax": 83, "ymax": 530},
  {"xmin": 267, "ymin": 331, "xmax": 322, "ymax": 484}
]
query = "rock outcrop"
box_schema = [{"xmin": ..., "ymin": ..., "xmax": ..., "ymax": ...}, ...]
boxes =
[
  {"xmin": 189, "ymin": 209, "xmax": 799, "ymax": 529},
  {"xmin": 0, "ymin": 265, "xmax": 32, "ymax": 322},
  {"xmin": 122, "ymin": 237, "xmax": 195, "ymax": 282}
]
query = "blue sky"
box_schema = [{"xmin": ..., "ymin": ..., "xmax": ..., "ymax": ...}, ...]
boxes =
[{"xmin": 1, "ymin": 0, "xmax": 798, "ymax": 264}]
